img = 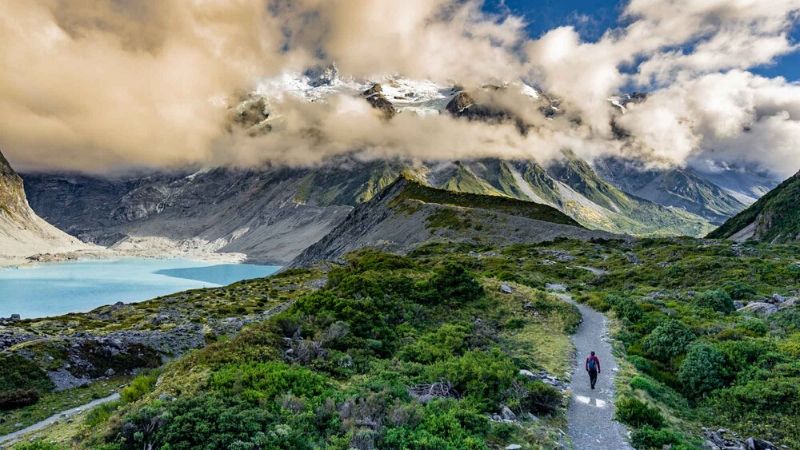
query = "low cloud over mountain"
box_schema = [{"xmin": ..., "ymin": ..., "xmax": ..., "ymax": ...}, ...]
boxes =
[{"xmin": 1, "ymin": 0, "xmax": 798, "ymax": 176}]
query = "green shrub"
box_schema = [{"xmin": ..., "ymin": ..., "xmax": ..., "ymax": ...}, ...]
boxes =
[
  {"xmin": 400, "ymin": 323, "xmax": 472, "ymax": 364},
  {"xmin": 120, "ymin": 373, "xmax": 158, "ymax": 404},
  {"xmin": 630, "ymin": 426, "xmax": 683, "ymax": 449},
  {"xmin": 678, "ymin": 343, "xmax": 729, "ymax": 399},
  {"xmin": 0, "ymin": 354, "xmax": 53, "ymax": 394},
  {"xmin": 422, "ymin": 263, "xmax": 484, "ymax": 305},
  {"xmin": 518, "ymin": 380, "xmax": 562, "ymax": 415},
  {"xmin": 607, "ymin": 295, "xmax": 643, "ymax": 323},
  {"xmin": 85, "ymin": 401, "xmax": 122, "ymax": 427},
  {"xmin": 211, "ymin": 361, "xmax": 330, "ymax": 405},
  {"xmin": 722, "ymin": 281, "xmax": 756, "ymax": 300},
  {"xmin": 0, "ymin": 389, "xmax": 39, "ymax": 410},
  {"xmin": 695, "ymin": 290, "xmax": 734, "ymax": 314},
  {"xmin": 425, "ymin": 350, "xmax": 516, "ymax": 410},
  {"xmin": 615, "ymin": 397, "xmax": 665, "ymax": 428},
  {"xmin": 643, "ymin": 320, "xmax": 696, "ymax": 362}
]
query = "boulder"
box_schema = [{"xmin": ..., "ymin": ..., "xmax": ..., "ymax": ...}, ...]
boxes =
[
  {"xmin": 737, "ymin": 302, "xmax": 779, "ymax": 316},
  {"xmin": 500, "ymin": 284, "xmax": 514, "ymax": 294}
]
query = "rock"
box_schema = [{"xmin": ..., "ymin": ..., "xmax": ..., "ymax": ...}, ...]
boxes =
[
  {"xmin": 362, "ymin": 83, "xmax": 396, "ymax": 119},
  {"xmin": 10, "ymin": 314, "xmax": 20, "ymax": 321},
  {"xmin": 506, "ymin": 445, "xmax": 522, "ymax": 450},
  {"xmin": 500, "ymin": 406, "xmax": 517, "ymax": 421},
  {"xmin": 625, "ymin": 252, "xmax": 641, "ymax": 264},
  {"xmin": 745, "ymin": 437, "xmax": 778, "ymax": 450},
  {"xmin": 737, "ymin": 302, "xmax": 779, "ymax": 316},
  {"xmin": 733, "ymin": 301, "xmax": 745, "ymax": 310},
  {"xmin": 105, "ymin": 368, "xmax": 115, "ymax": 377},
  {"xmin": 771, "ymin": 294, "xmax": 787, "ymax": 304},
  {"xmin": 500, "ymin": 284, "xmax": 514, "ymax": 294}
]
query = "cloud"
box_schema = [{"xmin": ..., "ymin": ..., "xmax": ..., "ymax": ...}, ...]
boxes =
[{"xmin": 0, "ymin": 0, "xmax": 798, "ymax": 177}]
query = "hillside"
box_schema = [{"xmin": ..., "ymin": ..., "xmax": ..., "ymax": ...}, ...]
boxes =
[
  {"xmin": 290, "ymin": 176, "xmax": 616, "ymax": 267},
  {"xmin": 0, "ymin": 149, "xmax": 88, "ymax": 263},
  {"xmin": 708, "ymin": 170, "xmax": 800, "ymax": 242}
]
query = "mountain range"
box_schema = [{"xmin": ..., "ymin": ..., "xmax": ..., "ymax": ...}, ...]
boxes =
[{"xmin": 7, "ymin": 68, "xmax": 786, "ymax": 263}]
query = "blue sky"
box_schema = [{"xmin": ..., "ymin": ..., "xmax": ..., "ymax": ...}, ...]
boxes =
[{"xmin": 485, "ymin": 0, "xmax": 800, "ymax": 81}]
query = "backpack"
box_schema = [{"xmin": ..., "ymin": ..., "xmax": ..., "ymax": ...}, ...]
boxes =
[{"xmin": 587, "ymin": 357, "xmax": 597, "ymax": 371}]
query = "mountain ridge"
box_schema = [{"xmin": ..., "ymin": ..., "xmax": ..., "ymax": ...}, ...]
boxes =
[{"xmin": 708, "ymin": 170, "xmax": 800, "ymax": 242}]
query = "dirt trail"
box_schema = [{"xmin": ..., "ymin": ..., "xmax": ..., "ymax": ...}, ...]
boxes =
[
  {"xmin": 0, "ymin": 393, "xmax": 120, "ymax": 448},
  {"xmin": 555, "ymin": 292, "xmax": 633, "ymax": 450}
]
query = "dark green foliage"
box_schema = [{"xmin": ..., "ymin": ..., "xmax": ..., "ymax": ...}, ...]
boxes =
[
  {"xmin": 606, "ymin": 295, "xmax": 643, "ymax": 323},
  {"xmin": 85, "ymin": 401, "xmax": 122, "ymax": 427},
  {"xmin": 0, "ymin": 389, "xmax": 39, "ymax": 410},
  {"xmin": 0, "ymin": 354, "xmax": 53, "ymax": 394},
  {"xmin": 678, "ymin": 343, "xmax": 730, "ymax": 398},
  {"xmin": 694, "ymin": 290, "xmax": 734, "ymax": 314},
  {"xmin": 630, "ymin": 426, "xmax": 684, "ymax": 449},
  {"xmin": 721, "ymin": 281, "xmax": 756, "ymax": 300},
  {"xmin": 422, "ymin": 262, "xmax": 484, "ymax": 305},
  {"xmin": 515, "ymin": 380, "xmax": 563, "ymax": 415},
  {"xmin": 643, "ymin": 320, "xmax": 696, "ymax": 362},
  {"xmin": 425, "ymin": 350, "xmax": 516, "ymax": 410},
  {"xmin": 615, "ymin": 397, "xmax": 665, "ymax": 428}
]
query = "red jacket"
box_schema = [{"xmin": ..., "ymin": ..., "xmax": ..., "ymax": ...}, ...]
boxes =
[{"xmin": 585, "ymin": 355, "xmax": 601, "ymax": 372}]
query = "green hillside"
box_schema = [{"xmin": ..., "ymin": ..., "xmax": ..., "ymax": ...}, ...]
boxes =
[
  {"xmin": 395, "ymin": 176, "xmax": 582, "ymax": 227},
  {"xmin": 709, "ymin": 171, "xmax": 800, "ymax": 242}
]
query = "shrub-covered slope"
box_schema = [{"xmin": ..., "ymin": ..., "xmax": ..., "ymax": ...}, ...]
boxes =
[{"xmin": 708, "ymin": 170, "xmax": 800, "ymax": 242}]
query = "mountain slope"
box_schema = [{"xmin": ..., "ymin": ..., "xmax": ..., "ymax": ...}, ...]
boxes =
[
  {"xmin": 708, "ymin": 170, "xmax": 800, "ymax": 242},
  {"xmin": 291, "ymin": 176, "xmax": 616, "ymax": 266},
  {"xmin": 594, "ymin": 158, "xmax": 748, "ymax": 224},
  {"xmin": 0, "ymin": 149, "xmax": 88, "ymax": 261}
]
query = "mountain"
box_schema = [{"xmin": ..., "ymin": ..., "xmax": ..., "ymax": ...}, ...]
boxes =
[
  {"xmin": 594, "ymin": 157, "xmax": 748, "ymax": 224},
  {"xmin": 23, "ymin": 153, "xmax": 716, "ymax": 265},
  {"xmin": 290, "ymin": 175, "xmax": 616, "ymax": 266},
  {"xmin": 707, "ymin": 170, "xmax": 800, "ymax": 242},
  {"xmin": 0, "ymin": 149, "xmax": 88, "ymax": 261}
]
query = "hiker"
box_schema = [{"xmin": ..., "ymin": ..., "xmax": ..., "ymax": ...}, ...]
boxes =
[{"xmin": 585, "ymin": 351, "xmax": 601, "ymax": 389}]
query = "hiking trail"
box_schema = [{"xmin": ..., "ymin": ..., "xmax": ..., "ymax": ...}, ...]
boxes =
[
  {"xmin": 555, "ymin": 291, "xmax": 633, "ymax": 450},
  {"xmin": 0, "ymin": 393, "xmax": 120, "ymax": 448}
]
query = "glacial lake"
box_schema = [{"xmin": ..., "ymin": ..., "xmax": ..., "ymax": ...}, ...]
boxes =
[{"xmin": 0, "ymin": 258, "xmax": 281, "ymax": 319}]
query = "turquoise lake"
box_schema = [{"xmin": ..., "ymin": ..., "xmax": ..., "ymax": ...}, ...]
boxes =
[{"xmin": 0, "ymin": 258, "xmax": 280, "ymax": 319}]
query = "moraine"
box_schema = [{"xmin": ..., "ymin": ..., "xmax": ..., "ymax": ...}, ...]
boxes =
[{"xmin": 0, "ymin": 258, "xmax": 280, "ymax": 318}]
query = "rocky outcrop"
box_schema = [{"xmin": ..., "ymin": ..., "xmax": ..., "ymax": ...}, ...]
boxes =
[
  {"xmin": 703, "ymin": 428, "xmax": 777, "ymax": 450},
  {"xmin": 362, "ymin": 83, "xmax": 397, "ymax": 119},
  {"xmin": 0, "ymin": 148, "xmax": 89, "ymax": 262}
]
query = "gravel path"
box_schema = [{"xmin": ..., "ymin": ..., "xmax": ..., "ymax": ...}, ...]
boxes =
[
  {"xmin": 555, "ymin": 292, "xmax": 633, "ymax": 450},
  {"xmin": 0, "ymin": 393, "xmax": 120, "ymax": 448}
]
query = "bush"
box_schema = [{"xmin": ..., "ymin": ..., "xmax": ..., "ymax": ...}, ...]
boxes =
[
  {"xmin": 678, "ymin": 343, "xmax": 729, "ymax": 399},
  {"xmin": 607, "ymin": 295, "xmax": 643, "ymax": 323},
  {"xmin": 722, "ymin": 281, "xmax": 756, "ymax": 300},
  {"xmin": 0, "ymin": 388, "xmax": 39, "ymax": 410},
  {"xmin": 630, "ymin": 426, "xmax": 684, "ymax": 449},
  {"xmin": 400, "ymin": 323, "xmax": 472, "ymax": 364},
  {"xmin": 0, "ymin": 354, "xmax": 53, "ymax": 394},
  {"xmin": 422, "ymin": 263, "xmax": 484, "ymax": 305},
  {"xmin": 85, "ymin": 401, "xmax": 122, "ymax": 427},
  {"xmin": 518, "ymin": 380, "xmax": 562, "ymax": 415},
  {"xmin": 695, "ymin": 290, "xmax": 734, "ymax": 314},
  {"xmin": 615, "ymin": 397, "xmax": 665, "ymax": 428},
  {"xmin": 425, "ymin": 350, "xmax": 516, "ymax": 410},
  {"xmin": 211, "ymin": 361, "xmax": 330, "ymax": 405},
  {"xmin": 120, "ymin": 372, "xmax": 158, "ymax": 403},
  {"xmin": 643, "ymin": 320, "xmax": 696, "ymax": 362}
]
